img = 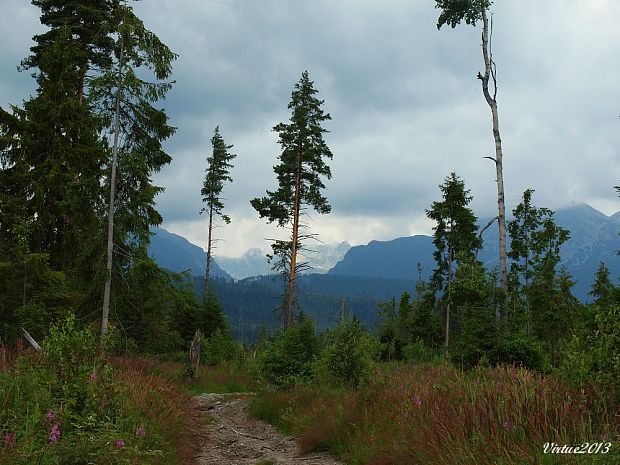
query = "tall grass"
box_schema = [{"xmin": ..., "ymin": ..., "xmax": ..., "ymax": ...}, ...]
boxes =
[
  {"xmin": 251, "ymin": 363, "xmax": 620, "ymax": 465},
  {"xmin": 113, "ymin": 353, "xmax": 256, "ymax": 394},
  {"xmin": 0, "ymin": 344, "xmax": 201, "ymax": 465}
]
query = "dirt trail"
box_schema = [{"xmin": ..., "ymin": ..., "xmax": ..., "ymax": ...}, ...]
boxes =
[{"xmin": 192, "ymin": 393, "xmax": 344, "ymax": 465}]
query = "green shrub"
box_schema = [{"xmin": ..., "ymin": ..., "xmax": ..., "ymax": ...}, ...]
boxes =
[
  {"xmin": 258, "ymin": 319, "xmax": 319, "ymax": 387},
  {"xmin": 201, "ymin": 328, "xmax": 243, "ymax": 367},
  {"xmin": 562, "ymin": 303, "xmax": 620, "ymax": 398},
  {"xmin": 316, "ymin": 318, "xmax": 379, "ymax": 388},
  {"xmin": 491, "ymin": 332, "xmax": 549, "ymax": 372},
  {"xmin": 401, "ymin": 338, "xmax": 435, "ymax": 363}
]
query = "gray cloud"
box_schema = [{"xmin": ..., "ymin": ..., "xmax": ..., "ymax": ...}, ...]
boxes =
[{"xmin": 2, "ymin": 0, "xmax": 619, "ymax": 257}]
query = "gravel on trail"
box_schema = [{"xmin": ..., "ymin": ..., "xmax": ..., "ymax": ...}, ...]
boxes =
[{"xmin": 193, "ymin": 393, "xmax": 345, "ymax": 465}]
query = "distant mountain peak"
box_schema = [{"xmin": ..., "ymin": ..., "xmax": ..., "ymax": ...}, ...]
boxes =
[{"xmin": 147, "ymin": 227, "xmax": 232, "ymax": 280}]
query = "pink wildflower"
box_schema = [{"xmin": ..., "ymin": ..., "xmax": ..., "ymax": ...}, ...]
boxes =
[
  {"xmin": 135, "ymin": 425, "xmax": 146, "ymax": 438},
  {"xmin": 413, "ymin": 394, "xmax": 422, "ymax": 406},
  {"xmin": 49, "ymin": 424, "xmax": 61, "ymax": 443},
  {"xmin": 46, "ymin": 410, "xmax": 56, "ymax": 422},
  {"xmin": 4, "ymin": 432, "xmax": 15, "ymax": 450},
  {"xmin": 502, "ymin": 420, "xmax": 513, "ymax": 430},
  {"xmin": 474, "ymin": 377, "xmax": 481, "ymax": 385},
  {"xmin": 89, "ymin": 371, "xmax": 98, "ymax": 381},
  {"xmin": 115, "ymin": 439, "xmax": 125, "ymax": 448}
]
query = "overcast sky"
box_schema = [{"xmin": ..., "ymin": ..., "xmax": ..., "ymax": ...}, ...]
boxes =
[{"xmin": 2, "ymin": 0, "xmax": 619, "ymax": 257}]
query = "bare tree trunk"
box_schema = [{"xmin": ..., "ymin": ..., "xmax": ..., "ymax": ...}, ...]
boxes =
[
  {"xmin": 478, "ymin": 9, "xmax": 508, "ymax": 309},
  {"xmin": 445, "ymin": 245, "xmax": 453, "ymax": 353},
  {"xmin": 204, "ymin": 203, "xmax": 214, "ymax": 303},
  {"xmin": 101, "ymin": 44, "xmax": 124, "ymax": 351},
  {"xmin": 286, "ymin": 157, "xmax": 302, "ymax": 330}
]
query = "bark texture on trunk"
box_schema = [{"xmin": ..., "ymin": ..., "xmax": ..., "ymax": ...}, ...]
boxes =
[
  {"xmin": 204, "ymin": 203, "xmax": 214, "ymax": 303},
  {"xmin": 101, "ymin": 45, "xmax": 124, "ymax": 351},
  {"xmin": 286, "ymin": 157, "xmax": 302, "ymax": 330},
  {"xmin": 478, "ymin": 9, "xmax": 508, "ymax": 304},
  {"xmin": 445, "ymin": 244, "xmax": 453, "ymax": 351}
]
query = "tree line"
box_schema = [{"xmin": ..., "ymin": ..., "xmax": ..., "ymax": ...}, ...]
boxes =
[{"xmin": 0, "ymin": 0, "xmax": 618, "ymax": 393}]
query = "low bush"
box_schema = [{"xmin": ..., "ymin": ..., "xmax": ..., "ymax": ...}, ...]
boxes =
[
  {"xmin": 315, "ymin": 317, "xmax": 379, "ymax": 387},
  {"xmin": 491, "ymin": 332, "xmax": 549, "ymax": 372},
  {"xmin": 201, "ymin": 328, "xmax": 243, "ymax": 367},
  {"xmin": 257, "ymin": 318, "xmax": 319, "ymax": 387}
]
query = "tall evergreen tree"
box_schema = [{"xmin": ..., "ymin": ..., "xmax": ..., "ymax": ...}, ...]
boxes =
[
  {"xmin": 1, "ymin": 27, "xmax": 106, "ymax": 275},
  {"xmin": 507, "ymin": 189, "xmax": 548, "ymax": 332},
  {"xmin": 200, "ymin": 126, "xmax": 236, "ymax": 302},
  {"xmin": 434, "ymin": 0, "xmax": 509, "ymax": 308},
  {"xmin": 450, "ymin": 255, "xmax": 499, "ymax": 366},
  {"xmin": 251, "ymin": 71, "xmax": 333, "ymax": 329},
  {"xmin": 23, "ymin": 0, "xmax": 121, "ymax": 104},
  {"xmin": 528, "ymin": 212, "xmax": 573, "ymax": 367},
  {"xmin": 426, "ymin": 173, "xmax": 480, "ymax": 349},
  {"xmin": 89, "ymin": 2, "xmax": 177, "ymax": 345}
]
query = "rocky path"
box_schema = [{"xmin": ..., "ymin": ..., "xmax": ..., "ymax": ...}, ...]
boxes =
[{"xmin": 193, "ymin": 393, "xmax": 344, "ymax": 465}]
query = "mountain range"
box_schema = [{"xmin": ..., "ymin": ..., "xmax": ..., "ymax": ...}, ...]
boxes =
[
  {"xmin": 149, "ymin": 203, "xmax": 619, "ymax": 304},
  {"xmin": 216, "ymin": 241, "xmax": 352, "ymax": 279},
  {"xmin": 330, "ymin": 203, "xmax": 619, "ymax": 301}
]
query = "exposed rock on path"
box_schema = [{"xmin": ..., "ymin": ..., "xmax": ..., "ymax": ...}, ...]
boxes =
[{"xmin": 193, "ymin": 393, "xmax": 344, "ymax": 465}]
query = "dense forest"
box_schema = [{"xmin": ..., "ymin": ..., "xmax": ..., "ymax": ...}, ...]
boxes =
[{"xmin": 0, "ymin": 0, "xmax": 619, "ymax": 464}]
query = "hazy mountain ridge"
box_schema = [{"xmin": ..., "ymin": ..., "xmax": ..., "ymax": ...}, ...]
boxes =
[
  {"xmin": 148, "ymin": 228, "xmax": 232, "ymax": 280},
  {"xmin": 331, "ymin": 203, "xmax": 620, "ymax": 301},
  {"xmin": 148, "ymin": 204, "xmax": 618, "ymax": 302}
]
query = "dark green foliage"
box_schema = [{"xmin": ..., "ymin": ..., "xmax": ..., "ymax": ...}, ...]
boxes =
[
  {"xmin": 376, "ymin": 285, "xmax": 443, "ymax": 362},
  {"xmin": 110, "ymin": 256, "xmax": 194, "ymax": 353},
  {"xmin": 491, "ymin": 333, "xmax": 548, "ymax": 372},
  {"xmin": 1, "ymin": 0, "xmax": 181, "ymax": 346},
  {"xmin": 251, "ymin": 71, "xmax": 333, "ymax": 226},
  {"xmin": 562, "ymin": 302, "xmax": 620, "ymax": 399},
  {"xmin": 562, "ymin": 266, "xmax": 619, "ymax": 397},
  {"xmin": 258, "ymin": 318, "xmax": 319, "ymax": 387},
  {"xmin": 450, "ymin": 256, "xmax": 499, "ymax": 367},
  {"xmin": 251, "ymin": 71, "xmax": 333, "ymax": 326},
  {"xmin": 1, "ymin": 27, "xmax": 107, "ymax": 276},
  {"xmin": 589, "ymin": 262, "xmax": 617, "ymax": 306},
  {"xmin": 377, "ymin": 297, "xmax": 398, "ymax": 361},
  {"xmin": 201, "ymin": 126, "xmax": 236, "ymax": 225},
  {"xmin": 426, "ymin": 173, "xmax": 480, "ymax": 292},
  {"xmin": 89, "ymin": 3, "xmax": 177, "ymax": 248},
  {"xmin": 435, "ymin": 0, "xmax": 492, "ymax": 29},
  {"xmin": 508, "ymin": 189, "xmax": 540, "ymax": 286},
  {"xmin": 201, "ymin": 328, "xmax": 242, "ymax": 367},
  {"xmin": 316, "ymin": 317, "xmax": 380, "ymax": 387},
  {"xmin": 24, "ymin": 0, "xmax": 120, "ymax": 74},
  {"xmin": 507, "ymin": 190, "xmax": 576, "ymax": 367},
  {"xmin": 409, "ymin": 282, "xmax": 443, "ymax": 349}
]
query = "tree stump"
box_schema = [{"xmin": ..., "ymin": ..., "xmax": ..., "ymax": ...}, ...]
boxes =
[{"xmin": 190, "ymin": 329, "xmax": 201, "ymax": 379}]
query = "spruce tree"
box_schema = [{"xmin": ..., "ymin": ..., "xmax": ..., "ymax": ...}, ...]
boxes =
[
  {"xmin": 200, "ymin": 126, "xmax": 236, "ymax": 302},
  {"xmin": 89, "ymin": 2, "xmax": 177, "ymax": 346},
  {"xmin": 24, "ymin": 0, "xmax": 120, "ymax": 103},
  {"xmin": 1, "ymin": 27, "xmax": 106, "ymax": 274},
  {"xmin": 426, "ymin": 173, "xmax": 480, "ymax": 350},
  {"xmin": 507, "ymin": 189, "xmax": 548, "ymax": 332},
  {"xmin": 251, "ymin": 71, "xmax": 333, "ymax": 329}
]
